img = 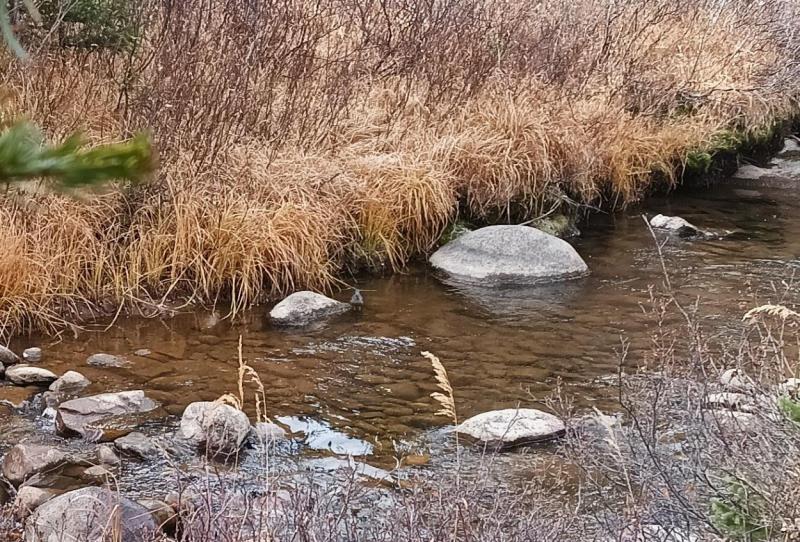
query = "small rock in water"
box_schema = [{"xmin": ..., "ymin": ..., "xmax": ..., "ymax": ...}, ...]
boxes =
[
  {"xmin": 251, "ymin": 421, "xmax": 287, "ymax": 445},
  {"xmin": 350, "ymin": 288, "xmax": 364, "ymax": 309},
  {"xmin": 529, "ymin": 213, "xmax": 580, "ymax": 238},
  {"xmin": 133, "ymin": 348, "xmax": 152, "ymax": 357},
  {"xmin": 48, "ymin": 370, "xmax": 91, "ymax": 395},
  {"xmin": 456, "ymin": 408, "xmax": 566, "ymax": 450},
  {"xmin": 0, "ymin": 345, "xmax": 20, "ymax": 366},
  {"xmin": 14, "ymin": 487, "xmax": 55, "ymax": 518},
  {"xmin": 5, "ymin": 366, "xmax": 58, "ymax": 386},
  {"xmin": 649, "ymin": 214, "xmax": 702, "ymax": 237},
  {"xmin": 177, "ymin": 401, "xmax": 251, "ymax": 457},
  {"xmin": 96, "ymin": 444, "xmax": 121, "ymax": 466},
  {"xmin": 115, "ymin": 432, "xmax": 158, "ymax": 459},
  {"xmin": 2, "ymin": 444, "xmax": 69, "ymax": 486},
  {"xmin": 777, "ymin": 136, "xmax": 800, "ymax": 158},
  {"xmin": 429, "ymin": 225, "xmax": 588, "ymax": 285},
  {"xmin": 25, "ymin": 487, "xmax": 157, "ymax": 542},
  {"xmin": 22, "ymin": 347, "xmax": 42, "ymax": 363},
  {"xmin": 270, "ymin": 291, "xmax": 351, "ymax": 326},
  {"xmin": 86, "ymin": 353, "xmax": 130, "ymax": 368}
]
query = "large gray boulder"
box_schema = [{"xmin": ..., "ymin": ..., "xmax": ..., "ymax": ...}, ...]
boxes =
[
  {"xmin": 2, "ymin": 444, "xmax": 69, "ymax": 486},
  {"xmin": 456, "ymin": 408, "xmax": 566, "ymax": 450},
  {"xmin": 4, "ymin": 366, "xmax": 57, "ymax": 386},
  {"xmin": 56, "ymin": 390, "xmax": 158, "ymax": 439},
  {"xmin": 25, "ymin": 487, "xmax": 157, "ymax": 542},
  {"xmin": 177, "ymin": 401, "xmax": 251, "ymax": 457},
  {"xmin": 429, "ymin": 225, "xmax": 588, "ymax": 285},
  {"xmin": 270, "ymin": 291, "xmax": 351, "ymax": 326}
]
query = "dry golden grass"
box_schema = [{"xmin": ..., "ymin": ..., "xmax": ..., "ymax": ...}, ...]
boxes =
[{"xmin": 0, "ymin": 0, "xmax": 797, "ymax": 335}]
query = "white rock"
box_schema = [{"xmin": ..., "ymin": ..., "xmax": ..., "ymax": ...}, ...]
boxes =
[
  {"xmin": 778, "ymin": 378, "xmax": 800, "ymax": 396},
  {"xmin": 649, "ymin": 214, "xmax": 701, "ymax": 236},
  {"xmin": 4, "ymin": 366, "xmax": 57, "ymax": 386},
  {"xmin": 48, "ymin": 371, "xmax": 91, "ymax": 394},
  {"xmin": 86, "ymin": 353, "xmax": 130, "ymax": 368},
  {"xmin": 251, "ymin": 421, "xmax": 287, "ymax": 444},
  {"xmin": 429, "ymin": 225, "xmax": 588, "ymax": 285},
  {"xmin": 22, "ymin": 348, "xmax": 42, "ymax": 363},
  {"xmin": 456, "ymin": 408, "xmax": 566, "ymax": 450},
  {"xmin": 177, "ymin": 402, "xmax": 251, "ymax": 457},
  {"xmin": 270, "ymin": 291, "xmax": 351, "ymax": 326}
]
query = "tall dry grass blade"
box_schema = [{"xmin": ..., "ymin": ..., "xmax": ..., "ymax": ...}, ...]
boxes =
[{"xmin": 423, "ymin": 351, "xmax": 457, "ymax": 424}]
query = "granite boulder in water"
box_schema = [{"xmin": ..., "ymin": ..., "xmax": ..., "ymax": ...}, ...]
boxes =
[
  {"xmin": 177, "ymin": 401, "xmax": 251, "ymax": 457},
  {"xmin": 270, "ymin": 291, "xmax": 351, "ymax": 326},
  {"xmin": 456, "ymin": 408, "xmax": 566, "ymax": 450},
  {"xmin": 429, "ymin": 225, "xmax": 588, "ymax": 285},
  {"xmin": 25, "ymin": 487, "xmax": 157, "ymax": 542},
  {"xmin": 4, "ymin": 366, "xmax": 57, "ymax": 386}
]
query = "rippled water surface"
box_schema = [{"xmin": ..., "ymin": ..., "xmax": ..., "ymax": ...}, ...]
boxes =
[{"xmin": 2, "ymin": 178, "xmax": 799, "ymax": 489}]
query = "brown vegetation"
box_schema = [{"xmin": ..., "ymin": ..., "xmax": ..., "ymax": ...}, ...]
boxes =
[{"xmin": 0, "ymin": 0, "xmax": 799, "ymax": 334}]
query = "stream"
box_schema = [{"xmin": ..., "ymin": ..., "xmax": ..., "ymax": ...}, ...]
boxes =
[{"xmin": 2, "ymin": 162, "xmax": 799, "ymax": 498}]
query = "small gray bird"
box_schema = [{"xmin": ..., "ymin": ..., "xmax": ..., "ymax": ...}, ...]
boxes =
[{"xmin": 350, "ymin": 288, "xmax": 364, "ymax": 310}]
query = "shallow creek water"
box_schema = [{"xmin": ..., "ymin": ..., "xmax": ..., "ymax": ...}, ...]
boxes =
[{"xmin": 2, "ymin": 177, "xmax": 800, "ymax": 496}]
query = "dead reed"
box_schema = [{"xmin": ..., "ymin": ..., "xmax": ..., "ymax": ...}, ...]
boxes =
[{"xmin": 0, "ymin": 0, "xmax": 798, "ymax": 334}]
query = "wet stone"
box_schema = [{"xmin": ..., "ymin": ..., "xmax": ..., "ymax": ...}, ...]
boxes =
[
  {"xmin": 115, "ymin": 432, "xmax": 158, "ymax": 459},
  {"xmin": 0, "ymin": 345, "xmax": 20, "ymax": 366},
  {"xmin": 48, "ymin": 371, "xmax": 91, "ymax": 395},
  {"xmin": 5, "ymin": 366, "xmax": 57, "ymax": 386},
  {"xmin": 56, "ymin": 390, "xmax": 159, "ymax": 440},
  {"xmin": 456, "ymin": 408, "xmax": 566, "ymax": 450},
  {"xmin": 96, "ymin": 444, "xmax": 121, "ymax": 466},
  {"xmin": 22, "ymin": 348, "xmax": 42, "ymax": 363},
  {"xmin": 87, "ymin": 353, "xmax": 130, "ymax": 368}
]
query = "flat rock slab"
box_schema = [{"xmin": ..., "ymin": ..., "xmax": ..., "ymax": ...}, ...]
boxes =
[
  {"xmin": 87, "ymin": 353, "xmax": 130, "ymax": 368},
  {"xmin": 456, "ymin": 408, "xmax": 566, "ymax": 450},
  {"xmin": 732, "ymin": 158, "xmax": 800, "ymax": 188},
  {"xmin": 5, "ymin": 366, "xmax": 58, "ymax": 386},
  {"xmin": 25, "ymin": 487, "xmax": 157, "ymax": 542},
  {"xmin": 270, "ymin": 291, "xmax": 351, "ymax": 326},
  {"xmin": 429, "ymin": 225, "xmax": 588, "ymax": 285},
  {"xmin": 56, "ymin": 390, "xmax": 158, "ymax": 439}
]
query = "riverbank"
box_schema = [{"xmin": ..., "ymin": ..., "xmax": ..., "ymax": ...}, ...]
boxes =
[{"xmin": 0, "ymin": 0, "xmax": 799, "ymax": 336}]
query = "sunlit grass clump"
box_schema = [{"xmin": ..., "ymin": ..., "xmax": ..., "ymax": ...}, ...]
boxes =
[{"xmin": 0, "ymin": 0, "xmax": 798, "ymax": 334}]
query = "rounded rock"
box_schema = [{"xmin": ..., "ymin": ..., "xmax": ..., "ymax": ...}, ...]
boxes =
[
  {"xmin": 22, "ymin": 348, "xmax": 42, "ymax": 363},
  {"xmin": 4, "ymin": 366, "xmax": 58, "ymax": 386},
  {"xmin": 429, "ymin": 225, "xmax": 588, "ymax": 285},
  {"xmin": 0, "ymin": 345, "xmax": 20, "ymax": 366},
  {"xmin": 48, "ymin": 371, "xmax": 91, "ymax": 394},
  {"xmin": 270, "ymin": 291, "xmax": 351, "ymax": 326},
  {"xmin": 456, "ymin": 408, "xmax": 566, "ymax": 450}
]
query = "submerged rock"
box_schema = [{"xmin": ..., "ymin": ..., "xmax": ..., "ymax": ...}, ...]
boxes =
[
  {"xmin": 48, "ymin": 370, "xmax": 91, "ymax": 394},
  {"xmin": 649, "ymin": 214, "xmax": 702, "ymax": 237},
  {"xmin": 25, "ymin": 487, "xmax": 157, "ymax": 542},
  {"xmin": 115, "ymin": 432, "xmax": 158, "ymax": 459},
  {"xmin": 429, "ymin": 225, "xmax": 588, "ymax": 285},
  {"xmin": 177, "ymin": 401, "xmax": 251, "ymax": 457},
  {"xmin": 2, "ymin": 444, "xmax": 69, "ymax": 486},
  {"xmin": 87, "ymin": 353, "xmax": 130, "ymax": 368},
  {"xmin": 56, "ymin": 390, "xmax": 159, "ymax": 439},
  {"xmin": 0, "ymin": 345, "xmax": 20, "ymax": 366},
  {"xmin": 456, "ymin": 408, "xmax": 566, "ymax": 450},
  {"xmin": 22, "ymin": 348, "xmax": 42, "ymax": 363},
  {"xmin": 5, "ymin": 366, "xmax": 58, "ymax": 386},
  {"xmin": 270, "ymin": 291, "xmax": 351, "ymax": 326}
]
